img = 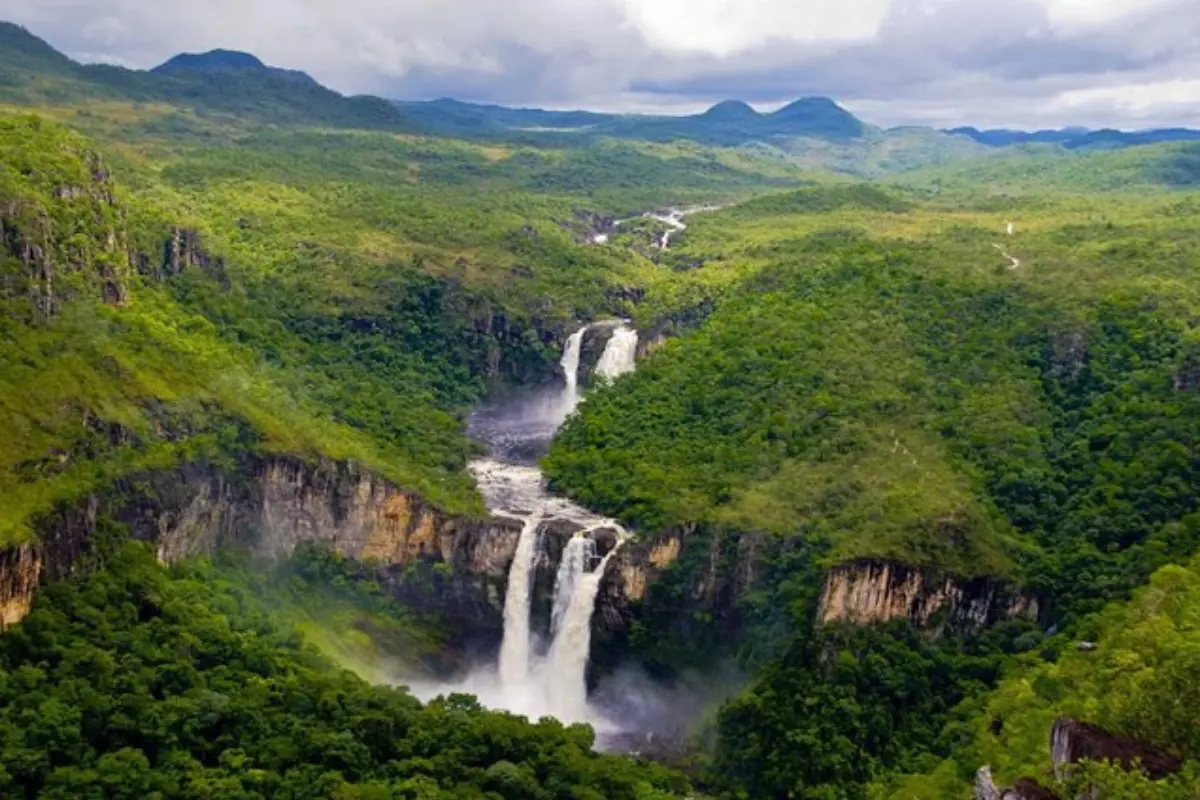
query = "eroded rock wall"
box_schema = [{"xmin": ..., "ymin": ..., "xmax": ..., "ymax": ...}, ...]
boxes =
[
  {"xmin": 818, "ymin": 559, "xmax": 1039, "ymax": 633},
  {"xmin": 0, "ymin": 456, "xmax": 524, "ymax": 631},
  {"xmin": 0, "ymin": 545, "xmax": 41, "ymax": 630}
]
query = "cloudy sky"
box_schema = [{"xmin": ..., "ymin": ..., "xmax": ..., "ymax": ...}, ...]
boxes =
[{"xmin": 5, "ymin": 0, "xmax": 1200, "ymax": 128}]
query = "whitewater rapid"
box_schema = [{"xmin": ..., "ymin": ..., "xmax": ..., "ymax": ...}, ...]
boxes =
[
  {"xmin": 595, "ymin": 205, "xmax": 722, "ymax": 250},
  {"xmin": 409, "ymin": 321, "xmax": 638, "ymax": 727}
]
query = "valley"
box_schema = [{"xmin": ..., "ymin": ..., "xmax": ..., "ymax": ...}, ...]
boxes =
[{"xmin": 2, "ymin": 17, "xmax": 1200, "ymax": 800}]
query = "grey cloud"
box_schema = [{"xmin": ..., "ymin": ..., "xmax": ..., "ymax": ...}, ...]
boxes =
[{"xmin": 3, "ymin": 0, "xmax": 1200, "ymax": 128}]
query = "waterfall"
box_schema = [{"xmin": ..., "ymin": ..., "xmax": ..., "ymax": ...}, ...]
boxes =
[
  {"xmin": 595, "ymin": 325, "xmax": 638, "ymax": 381},
  {"xmin": 417, "ymin": 322, "xmax": 637, "ymax": 730},
  {"xmin": 498, "ymin": 511, "xmax": 542, "ymax": 687},
  {"xmin": 551, "ymin": 535, "xmax": 596, "ymax": 638},
  {"xmin": 545, "ymin": 542, "xmax": 623, "ymax": 723},
  {"xmin": 557, "ymin": 327, "xmax": 587, "ymax": 421}
]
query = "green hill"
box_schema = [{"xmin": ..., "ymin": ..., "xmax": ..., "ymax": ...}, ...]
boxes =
[
  {"xmin": 153, "ymin": 49, "xmax": 320, "ymax": 87},
  {"xmin": 0, "ymin": 23, "xmax": 417, "ymax": 131}
]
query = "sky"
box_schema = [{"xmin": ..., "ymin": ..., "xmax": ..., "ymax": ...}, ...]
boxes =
[{"xmin": 5, "ymin": 0, "xmax": 1200, "ymax": 129}]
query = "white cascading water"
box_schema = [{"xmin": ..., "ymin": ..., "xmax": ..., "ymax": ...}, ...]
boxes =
[
  {"xmin": 498, "ymin": 512, "xmax": 543, "ymax": 686},
  {"xmin": 412, "ymin": 323, "xmax": 638, "ymax": 728},
  {"xmin": 545, "ymin": 541, "xmax": 623, "ymax": 722},
  {"xmin": 557, "ymin": 327, "xmax": 587, "ymax": 423},
  {"xmin": 551, "ymin": 535, "xmax": 595, "ymax": 638},
  {"xmin": 594, "ymin": 326, "xmax": 639, "ymax": 381}
]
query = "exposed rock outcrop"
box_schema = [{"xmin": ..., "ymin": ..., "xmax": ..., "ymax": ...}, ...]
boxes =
[
  {"xmin": 157, "ymin": 226, "xmax": 229, "ymax": 286},
  {"xmin": 974, "ymin": 768, "xmax": 1061, "ymax": 800},
  {"xmin": 0, "ymin": 545, "xmax": 41, "ymax": 629},
  {"xmin": 0, "ymin": 456, "xmax": 525, "ymax": 632},
  {"xmin": 595, "ymin": 528, "xmax": 688, "ymax": 633},
  {"xmin": 817, "ymin": 559, "xmax": 1039, "ymax": 634},
  {"xmin": 1, "ymin": 135, "xmax": 130, "ymax": 316},
  {"xmin": 1049, "ymin": 329, "xmax": 1087, "ymax": 382},
  {"xmin": 975, "ymin": 717, "xmax": 1184, "ymax": 800},
  {"xmin": 1051, "ymin": 717, "xmax": 1182, "ymax": 781}
]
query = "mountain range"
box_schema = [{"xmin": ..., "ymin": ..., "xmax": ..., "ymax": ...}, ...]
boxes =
[{"xmin": 3, "ymin": 20, "xmax": 1199, "ymax": 154}]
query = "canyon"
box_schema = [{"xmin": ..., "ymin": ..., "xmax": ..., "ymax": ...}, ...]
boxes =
[{"xmin": 0, "ymin": 317, "xmax": 1041, "ymax": 728}]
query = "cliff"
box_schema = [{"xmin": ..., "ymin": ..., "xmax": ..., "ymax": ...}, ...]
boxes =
[
  {"xmin": 0, "ymin": 545, "xmax": 40, "ymax": 629},
  {"xmin": 818, "ymin": 559, "xmax": 1039, "ymax": 633},
  {"xmin": 0, "ymin": 456, "xmax": 525, "ymax": 632},
  {"xmin": 974, "ymin": 717, "xmax": 1184, "ymax": 800}
]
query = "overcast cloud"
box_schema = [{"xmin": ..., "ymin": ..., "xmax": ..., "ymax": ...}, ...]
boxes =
[{"xmin": 4, "ymin": 0, "xmax": 1200, "ymax": 128}]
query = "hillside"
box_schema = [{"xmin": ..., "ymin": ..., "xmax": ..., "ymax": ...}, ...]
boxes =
[
  {"xmin": 2, "ymin": 13, "xmax": 1200, "ymax": 800},
  {"xmin": 0, "ymin": 23, "xmax": 415, "ymax": 131},
  {"xmin": 546, "ymin": 183, "xmax": 1200, "ymax": 796},
  {"xmin": 153, "ymin": 49, "xmax": 321, "ymax": 87}
]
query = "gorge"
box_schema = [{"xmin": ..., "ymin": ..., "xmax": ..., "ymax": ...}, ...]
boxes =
[{"xmin": 406, "ymin": 320, "xmax": 641, "ymax": 730}]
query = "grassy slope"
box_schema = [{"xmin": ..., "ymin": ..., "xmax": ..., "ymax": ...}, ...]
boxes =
[
  {"xmin": 549, "ymin": 184, "xmax": 1200, "ymax": 592},
  {"xmin": 0, "ymin": 80, "xmax": 816, "ymax": 545}
]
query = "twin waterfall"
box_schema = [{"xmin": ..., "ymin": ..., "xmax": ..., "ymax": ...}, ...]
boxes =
[{"xmin": 449, "ymin": 321, "xmax": 638, "ymax": 726}]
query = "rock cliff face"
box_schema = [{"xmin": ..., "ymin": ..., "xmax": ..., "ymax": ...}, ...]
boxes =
[
  {"xmin": 0, "ymin": 545, "xmax": 41, "ymax": 629},
  {"xmin": 0, "ymin": 456, "xmax": 525, "ymax": 632},
  {"xmin": 594, "ymin": 528, "xmax": 688, "ymax": 633},
  {"xmin": 1051, "ymin": 717, "xmax": 1182, "ymax": 781},
  {"xmin": 817, "ymin": 559, "xmax": 1039, "ymax": 633}
]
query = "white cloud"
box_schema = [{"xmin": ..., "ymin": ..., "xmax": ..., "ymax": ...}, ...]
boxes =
[
  {"xmin": 3, "ymin": 0, "xmax": 1200, "ymax": 128},
  {"xmin": 616, "ymin": 0, "xmax": 890, "ymax": 56}
]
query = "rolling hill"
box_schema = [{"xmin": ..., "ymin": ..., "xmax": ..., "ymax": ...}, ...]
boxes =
[{"xmin": 0, "ymin": 22, "xmax": 416, "ymax": 131}]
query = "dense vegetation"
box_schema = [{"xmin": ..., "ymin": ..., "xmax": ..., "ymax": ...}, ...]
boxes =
[
  {"xmin": 878, "ymin": 552, "xmax": 1200, "ymax": 799},
  {"xmin": 5, "ymin": 16, "xmax": 1200, "ymax": 800},
  {"xmin": 547, "ymin": 189, "xmax": 1200, "ymax": 797},
  {"xmin": 0, "ymin": 542, "xmax": 688, "ymax": 799}
]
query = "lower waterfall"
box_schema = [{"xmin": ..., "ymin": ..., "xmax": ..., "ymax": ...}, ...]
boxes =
[
  {"xmin": 551, "ymin": 535, "xmax": 594, "ymax": 638},
  {"xmin": 411, "ymin": 322, "xmax": 638, "ymax": 730},
  {"xmin": 546, "ymin": 540, "xmax": 623, "ymax": 723},
  {"xmin": 498, "ymin": 512, "xmax": 542, "ymax": 687}
]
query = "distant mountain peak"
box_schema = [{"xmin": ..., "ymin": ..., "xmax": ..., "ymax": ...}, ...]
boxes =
[
  {"xmin": 155, "ymin": 49, "xmax": 266, "ymax": 72},
  {"xmin": 770, "ymin": 96, "xmax": 847, "ymax": 118},
  {"xmin": 767, "ymin": 96, "xmax": 864, "ymax": 140},
  {"xmin": 153, "ymin": 49, "xmax": 318, "ymax": 86},
  {"xmin": 700, "ymin": 100, "xmax": 760, "ymax": 121}
]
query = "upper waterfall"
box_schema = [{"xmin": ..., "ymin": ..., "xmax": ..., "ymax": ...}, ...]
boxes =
[
  {"xmin": 558, "ymin": 327, "xmax": 587, "ymax": 421},
  {"xmin": 595, "ymin": 325, "xmax": 639, "ymax": 381}
]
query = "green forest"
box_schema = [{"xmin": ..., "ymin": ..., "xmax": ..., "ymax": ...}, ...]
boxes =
[{"xmin": 4, "ymin": 17, "xmax": 1200, "ymax": 800}]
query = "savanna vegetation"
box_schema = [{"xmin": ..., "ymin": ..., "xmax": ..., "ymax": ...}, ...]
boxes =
[
  {"xmin": 547, "ymin": 185, "xmax": 1200, "ymax": 796},
  {"xmin": 5, "ymin": 16, "xmax": 1200, "ymax": 800}
]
